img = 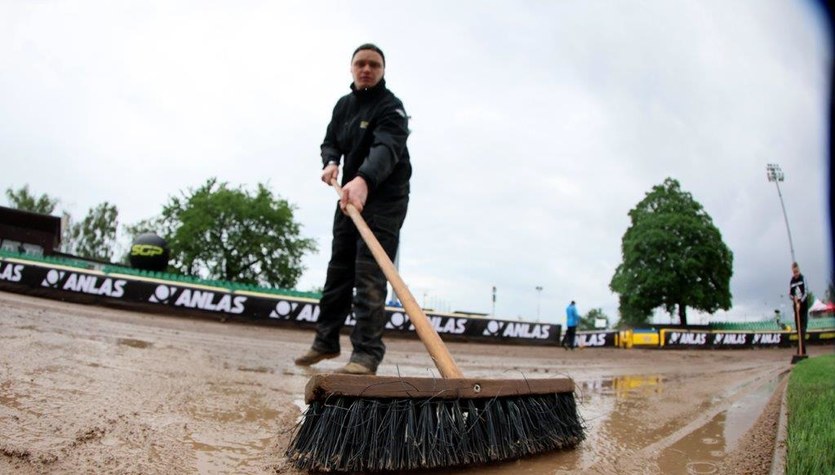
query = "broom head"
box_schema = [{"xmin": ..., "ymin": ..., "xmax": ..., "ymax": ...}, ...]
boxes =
[{"xmin": 286, "ymin": 374, "xmax": 584, "ymax": 472}]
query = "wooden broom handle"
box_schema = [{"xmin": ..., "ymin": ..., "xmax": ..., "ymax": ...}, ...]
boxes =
[
  {"xmin": 794, "ymin": 299, "xmax": 805, "ymax": 355},
  {"xmin": 332, "ymin": 180, "xmax": 464, "ymax": 379}
]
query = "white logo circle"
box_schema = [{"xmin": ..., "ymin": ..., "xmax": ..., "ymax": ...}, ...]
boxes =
[
  {"xmin": 46, "ymin": 269, "xmax": 60, "ymax": 285},
  {"xmin": 154, "ymin": 285, "xmax": 170, "ymax": 301},
  {"xmin": 275, "ymin": 300, "xmax": 292, "ymax": 316}
]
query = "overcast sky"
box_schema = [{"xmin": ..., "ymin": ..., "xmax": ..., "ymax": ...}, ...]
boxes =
[{"xmin": 1, "ymin": 1, "xmax": 832, "ymax": 326}]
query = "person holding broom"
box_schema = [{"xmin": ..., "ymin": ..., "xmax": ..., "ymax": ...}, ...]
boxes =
[
  {"xmin": 789, "ymin": 262, "xmax": 808, "ymax": 357},
  {"xmin": 294, "ymin": 43, "xmax": 411, "ymax": 375}
]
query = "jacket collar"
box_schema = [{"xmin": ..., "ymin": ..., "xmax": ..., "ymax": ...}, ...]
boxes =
[{"xmin": 350, "ymin": 78, "xmax": 386, "ymax": 99}]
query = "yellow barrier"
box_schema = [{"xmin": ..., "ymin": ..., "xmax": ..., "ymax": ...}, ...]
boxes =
[
  {"xmin": 618, "ymin": 329, "xmax": 660, "ymax": 348},
  {"xmin": 631, "ymin": 331, "xmax": 659, "ymax": 346}
]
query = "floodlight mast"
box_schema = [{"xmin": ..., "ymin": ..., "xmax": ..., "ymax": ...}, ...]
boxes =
[{"xmin": 766, "ymin": 163, "xmax": 796, "ymax": 263}]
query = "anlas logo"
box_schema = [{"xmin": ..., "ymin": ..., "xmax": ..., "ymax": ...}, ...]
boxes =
[
  {"xmin": 0, "ymin": 262, "xmax": 23, "ymax": 282},
  {"xmin": 713, "ymin": 333, "xmax": 747, "ymax": 345},
  {"xmin": 669, "ymin": 332, "xmax": 707, "ymax": 345},
  {"xmin": 482, "ymin": 321, "xmax": 551, "ymax": 339},
  {"xmin": 577, "ymin": 333, "xmax": 607, "ymax": 347},
  {"xmin": 269, "ymin": 300, "xmax": 319, "ymax": 322},
  {"xmin": 40, "ymin": 269, "xmax": 126, "ymax": 298},
  {"xmin": 752, "ymin": 333, "xmax": 781, "ymax": 344},
  {"xmin": 149, "ymin": 285, "xmax": 246, "ymax": 314}
]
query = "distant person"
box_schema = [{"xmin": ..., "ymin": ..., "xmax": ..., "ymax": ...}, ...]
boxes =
[
  {"xmin": 294, "ymin": 43, "xmax": 411, "ymax": 375},
  {"xmin": 563, "ymin": 300, "xmax": 580, "ymax": 350},
  {"xmin": 789, "ymin": 262, "xmax": 808, "ymax": 356}
]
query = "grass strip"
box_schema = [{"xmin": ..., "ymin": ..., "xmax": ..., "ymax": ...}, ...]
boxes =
[{"xmin": 786, "ymin": 354, "xmax": 835, "ymax": 474}]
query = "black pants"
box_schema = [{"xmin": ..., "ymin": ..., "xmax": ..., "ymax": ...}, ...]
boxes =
[
  {"xmin": 312, "ymin": 196, "xmax": 408, "ymax": 370},
  {"xmin": 563, "ymin": 326, "xmax": 576, "ymax": 348}
]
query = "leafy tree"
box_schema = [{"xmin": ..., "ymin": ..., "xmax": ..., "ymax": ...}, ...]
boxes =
[
  {"xmin": 5, "ymin": 185, "xmax": 58, "ymax": 214},
  {"xmin": 69, "ymin": 202, "xmax": 119, "ymax": 262},
  {"xmin": 610, "ymin": 178, "xmax": 733, "ymax": 325},
  {"xmin": 156, "ymin": 178, "xmax": 317, "ymax": 288},
  {"xmin": 579, "ymin": 307, "xmax": 609, "ymax": 331},
  {"xmin": 615, "ymin": 295, "xmax": 651, "ymax": 328}
]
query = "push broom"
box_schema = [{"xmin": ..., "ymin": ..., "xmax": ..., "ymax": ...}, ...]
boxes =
[{"xmin": 285, "ymin": 181, "xmax": 585, "ymax": 472}]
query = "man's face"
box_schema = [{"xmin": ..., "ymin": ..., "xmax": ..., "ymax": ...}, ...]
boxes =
[
  {"xmin": 351, "ymin": 49, "xmax": 384, "ymax": 90},
  {"xmin": 792, "ymin": 266, "xmax": 800, "ymax": 277}
]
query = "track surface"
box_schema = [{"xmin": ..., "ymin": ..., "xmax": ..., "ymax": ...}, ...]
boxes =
[{"xmin": 1, "ymin": 291, "xmax": 831, "ymax": 474}]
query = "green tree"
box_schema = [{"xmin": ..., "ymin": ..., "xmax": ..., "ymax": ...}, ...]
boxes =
[
  {"xmin": 156, "ymin": 178, "xmax": 317, "ymax": 288},
  {"xmin": 5, "ymin": 185, "xmax": 58, "ymax": 214},
  {"xmin": 615, "ymin": 295, "xmax": 651, "ymax": 328},
  {"xmin": 610, "ymin": 178, "xmax": 733, "ymax": 326},
  {"xmin": 69, "ymin": 202, "xmax": 119, "ymax": 262},
  {"xmin": 579, "ymin": 308, "xmax": 609, "ymax": 331}
]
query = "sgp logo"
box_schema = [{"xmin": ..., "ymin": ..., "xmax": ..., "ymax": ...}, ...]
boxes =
[{"xmin": 131, "ymin": 244, "xmax": 164, "ymax": 256}]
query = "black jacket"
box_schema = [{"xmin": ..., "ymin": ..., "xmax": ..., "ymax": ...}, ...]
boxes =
[{"xmin": 321, "ymin": 79, "xmax": 411, "ymax": 201}]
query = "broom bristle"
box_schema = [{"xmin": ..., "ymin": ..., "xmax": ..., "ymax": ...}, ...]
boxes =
[{"xmin": 285, "ymin": 392, "xmax": 584, "ymax": 472}]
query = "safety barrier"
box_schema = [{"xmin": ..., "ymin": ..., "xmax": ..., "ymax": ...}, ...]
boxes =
[
  {"xmin": 2, "ymin": 252, "xmax": 833, "ymax": 349},
  {"xmin": 0, "ymin": 253, "xmax": 561, "ymax": 346}
]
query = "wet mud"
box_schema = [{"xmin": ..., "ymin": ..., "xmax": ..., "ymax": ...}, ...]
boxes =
[{"xmin": 1, "ymin": 291, "xmax": 831, "ymax": 474}]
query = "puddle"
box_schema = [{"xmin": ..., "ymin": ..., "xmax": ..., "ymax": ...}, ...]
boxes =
[
  {"xmin": 657, "ymin": 377, "xmax": 779, "ymax": 473},
  {"xmin": 453, "ymin": 372, "xmax": 776, "ymax": 473},
  {"xmin": 579, "ymin": 374, "xmax": 664, "ymax": 398},
  {"xmin": 117, "ymin": 338, "xmax": 152, "ymax": 349},
  {"xmin": 190, "ymin": 433, "xmax": 275, "ymax": 473}
]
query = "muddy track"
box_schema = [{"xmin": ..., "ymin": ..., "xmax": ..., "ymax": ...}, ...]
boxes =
[{"xmin": 1, "ymin": 291, "xmax": 831, "ymax": 474}]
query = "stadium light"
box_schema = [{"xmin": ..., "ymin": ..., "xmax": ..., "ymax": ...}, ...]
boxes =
[
  {"xmin": 766, "ymin": 163, "xmax": 796, "ymax": 263},
  {"xmin": 535, "ymin": 286, "xmax": 543, "ymax": 321}
]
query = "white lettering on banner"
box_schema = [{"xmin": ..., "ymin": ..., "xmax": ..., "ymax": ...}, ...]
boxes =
[
  {"xmin": 501, "ymin": 322, "xmax": 551, "ymax": 340},
  {"xmin": 669, "ymin": 332, "xmax": 707, "ymax": 345},
  {"xmin": 40, "ymin": 271, "xmax": 127, "ymax": 298},
  {"xmin": 62, "ymin": 274, "xmax": 126, "ymax": 298},
  {"xmin": 425, "ymin": 316, "xmax": 467, "ymax": 335},
  {"xmin": 295, "ymin": 304, "xmax": 317, "ymax": 322},
  {"xmin": 0, "ymin": 263, "xmax": 23, "ymax": 282},
  {"xmin": 753, "ymin": 333, "xmax": 781, "ymax": 345},
  {"xmin": 268, "ymin": 300, "xmax": 320, "ymax": 322},
  {"xmin": 169, "ymin": 289, "xmax": 246, "ymax": 314},
  {"xmin": 577, "ymin": 333, "xmax": 607, "ymax": 347},
  {"xmin": 714, "ymin": 333, "xmax": 746, "ymax": 345}
]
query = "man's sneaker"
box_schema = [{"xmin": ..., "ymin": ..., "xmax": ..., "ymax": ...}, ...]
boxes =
[
  {"xmin": 334, "ymin": 362, "xmax": 376, "ymax": 375},
  {"xmin": 294, "ymin": 349, "xmax": 340, "ymax": 366}
]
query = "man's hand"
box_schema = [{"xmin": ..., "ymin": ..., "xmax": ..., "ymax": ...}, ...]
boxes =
[
  {"xmin": 321, "ymin": 163, "xmax": 339, "ymax": 184},
  {"xmin": 339, "ymin": 176, "xmax": 368, "ymax": 214}
]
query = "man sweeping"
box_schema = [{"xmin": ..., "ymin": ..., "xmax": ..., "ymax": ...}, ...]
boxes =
[{"xmin": 294, "ymin": 43, "xmax": 411, "ymax": 375}]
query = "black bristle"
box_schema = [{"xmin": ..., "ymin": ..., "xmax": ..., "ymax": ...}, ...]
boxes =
[{"xmin": 286, "ymin": 392, "xmax": 585, "ymax": 472}]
